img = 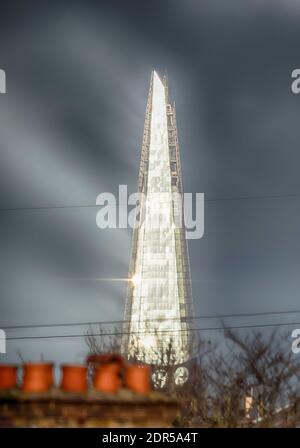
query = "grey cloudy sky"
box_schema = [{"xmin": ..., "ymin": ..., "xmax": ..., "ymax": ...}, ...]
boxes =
[{"xmin": 0, "ymin": 0, "xmax": 300, "ymax": 364}]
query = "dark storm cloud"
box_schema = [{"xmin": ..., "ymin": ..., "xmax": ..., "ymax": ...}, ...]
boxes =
[{"xmin": 0, "ymin": 0, "xmax": 300, "ymax": 363}]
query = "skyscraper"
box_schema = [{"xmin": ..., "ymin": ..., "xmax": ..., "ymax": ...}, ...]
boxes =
[{"xmin": 123, "ymin": 71, "xmax": 194, "ymax": 366}]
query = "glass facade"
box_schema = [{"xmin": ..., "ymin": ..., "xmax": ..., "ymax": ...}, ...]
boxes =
[{"xmin": 123, "ymin": 71, "xmax": 194, "ymax": 365}]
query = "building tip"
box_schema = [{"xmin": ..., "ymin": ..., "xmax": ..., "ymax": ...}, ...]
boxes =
[
  {"xmin": 152, "ymin": 70, "xmax": 167, "ymax": 90},
  {"xmin": 153, "ymin": 69, "xmax": 162, "ymax": 80}
]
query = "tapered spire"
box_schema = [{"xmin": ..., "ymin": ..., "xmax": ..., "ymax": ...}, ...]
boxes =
[{"xmin": 123, "ymin": 71, "xmax": 194, "ymax": 366}]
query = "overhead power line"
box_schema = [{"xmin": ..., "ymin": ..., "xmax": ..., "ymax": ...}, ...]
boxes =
[
  {"xmin": 0, "ymin": 192, "xmax": 299, "ymax": 213},
  {"xmin": 2, "ymin": 308, "xmax": 300, "ymax": 331},
  {"xmin": 5, "ymin": 320, "xmax": 300, "ymax": 342}
]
